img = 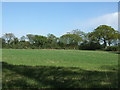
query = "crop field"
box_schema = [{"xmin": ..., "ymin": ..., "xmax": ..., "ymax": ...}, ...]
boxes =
[{"xmin": 2, "ymin": 49, "xmax": 118, "ymax": 88}]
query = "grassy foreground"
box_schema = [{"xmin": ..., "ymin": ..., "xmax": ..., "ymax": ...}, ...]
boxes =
[{"xmin": 2, "ymin": 49, "xmax": 118, "ymax": 88}]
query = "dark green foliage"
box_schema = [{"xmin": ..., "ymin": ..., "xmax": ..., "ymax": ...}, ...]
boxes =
[
  {"xmin": 1, "ymin": 25, "xmax": 119, "ymax": 50},
  {"xmin": 33, "ymin": 35, "xmax": 48, "ymax": 48},
  {"xmin": 46, "ymin": 34, "xmax": 59, "ymax": 49},
  {"xmin": 79, "ymin": 41, "xmax": 101, "ymax": 50},
  {"xmin": 105, "ymin": 46, "xmax": 119, "ymax": 51},
  {"xmin": 0, "ymin": 38, "xmax": 2, "ymax": 48},
  {"xmin": 60, "ymin": 34, "xmax": 82, "ymax": 49},
  {"xmin": 18, "ymin": 41, "xmax": 30, "ymax": 49},
  {"xmin": 89, "ymin": 25, "xmax": 118, "ymax": 48}
]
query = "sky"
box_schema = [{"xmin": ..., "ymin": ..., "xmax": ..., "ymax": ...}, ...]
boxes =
[
  {"xmin": 2, "ymin": 0, "xmax": 120, "ymax": 2},
  {"xmin": 2, "ymin": 2, "xmax": 118, "ymax": 38}
]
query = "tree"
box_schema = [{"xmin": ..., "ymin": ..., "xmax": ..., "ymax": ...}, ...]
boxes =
[
  {"xmin": 88, "ymin": 32, "xmax": 100, "ymax": 43},
  {"xmin": 90, "ymin": 25, "xmax": 118, "ymax": 48},
  {"xmin": 47, "ymin": 33, "xmax": 56, "ymax": 40},
  {"xmin": 2, "ymin": 33, "xmax": 15, "ymax": 44},
  {"xmin": 0, "ymin": 38, "xmax": 2, "ymax": 48},
  {"xmin": 18, "ymin": 41, "xmax": 30, "ymax": 49},
  {"xmin": 20, "ymin": 36, "xmax": 26, "ymax": 41},
  {"xmin": 33, "ymin": 35, "xmax": 48, "ymax": 49},
  {"xmin": 60, "ymin": 34, "xmax": 82, "ymax": 49},
  {"xmin": 13, "ymin": 38, "xmax": 19, "ymax": 44},
  {"xmin": 107, "ymin": 31, "xmax": 119, "ymax": 46},
  {"xmin": 67, "ymin": 29, "xmax": 86, "ymax": 40},
  {"xmin": 9, "ymin": 37, "xmax": 19, "ymax": 48},
  {"xmin": 47, "ymin": 33, "xmax": 58, "ymax": 48},
  {"xmin": 26, "ymin": 34, "xmax": 35, "ymax": 44},
  {"xmin": 1, "ymin": 38, "xmax": 6, "ymax": 48}
]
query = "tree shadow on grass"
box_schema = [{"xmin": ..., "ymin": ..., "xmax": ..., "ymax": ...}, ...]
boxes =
[
  {"xmin": 2, "ymin": 62, "xmax": 118, "ymax": 89},
  {"xmin": 100, "ymin": 65, "xmax": 118, "ymax": 71}
]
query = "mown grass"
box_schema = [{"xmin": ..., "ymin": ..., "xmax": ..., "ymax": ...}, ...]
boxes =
[{"xmin": 2, "ymin": 49, "xmax": 118, "ymax": 88}]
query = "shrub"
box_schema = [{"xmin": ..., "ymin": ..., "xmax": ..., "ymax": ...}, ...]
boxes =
[
  {"xmin": 79, "ymin": 41, "xmax": 101, "ymax": 50},
  {"xmin": 105, "ymin": 46, "xmax": 119, "ymax": 51}
]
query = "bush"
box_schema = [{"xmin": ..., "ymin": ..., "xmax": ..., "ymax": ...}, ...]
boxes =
[
  {"xmin": 79, "ymin": 41, "xmax": 101, "ymax": 50},
  {"xmin": 105, "ymin": 46, "xmax": 119, "ymax": 51}
]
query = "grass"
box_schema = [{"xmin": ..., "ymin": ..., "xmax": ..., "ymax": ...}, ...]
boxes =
[
  {"xmin": 2, "ymin": 49, "xmax": 118, "ymax": 71},
  {"xmin": 2, "ymin": 49, "xmax": 118, "ymax": 88}
]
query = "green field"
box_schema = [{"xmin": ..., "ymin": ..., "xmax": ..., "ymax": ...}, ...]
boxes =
[{"xmin": 2, "ymin": 49, "xmax": 118, "ymax": 88}]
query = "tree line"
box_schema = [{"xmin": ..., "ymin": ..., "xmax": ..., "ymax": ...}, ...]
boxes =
[{"xmin": 0, "ymin": 25, "xmax": 119, "ymax": 51}]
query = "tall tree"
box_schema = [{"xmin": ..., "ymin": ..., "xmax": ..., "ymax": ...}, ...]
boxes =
[
  {"xmin": 33, "ymin": 35, "xmax": 48, "ymax": 48},
  {"xmin": 26, "ymin": 34, "xmax": 35, "ymax": 44},
  {"xmin": 2, "ymin": 33, "xmax": 15, "ymax": 44},
  {"xmin": 11, "ymin": 37, "xmax": 19, "ymax": 45},
  {"xmin": 60, "ymin": 34, "xmax": 82, "ymax": 49},
  {"xmin": 90, "ymin": 25, "xmax": 118, "ymax": 47},
  {"xmin": 20, "ymin": 36, "xmax": 26, "ymax": 41},
  {"xmin": 47, "ymin": 33, "xmax": 58, "ymax": 48},
  {"xmin": 67, "ymin": 29, "xmax": 86, "ymax": 38}
]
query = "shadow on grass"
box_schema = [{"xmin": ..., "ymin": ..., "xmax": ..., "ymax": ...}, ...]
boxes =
[
  {"xmin": 2, "ymin": 62, "xmax": 118, "ymax": 89},
  {"xmin": 100, "ymin": 65, "xmax": 118, "ymax": 71}
]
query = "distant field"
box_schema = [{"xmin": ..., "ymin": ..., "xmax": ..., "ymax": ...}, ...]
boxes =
[{"xmin": 2, "ymin": 49, "xmax": 118, "ymax": 88}]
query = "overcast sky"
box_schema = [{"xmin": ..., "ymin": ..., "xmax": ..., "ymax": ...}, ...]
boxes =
[{"xmin": 2, "ymin": 2, "xmax": 118, "ymax": 38}]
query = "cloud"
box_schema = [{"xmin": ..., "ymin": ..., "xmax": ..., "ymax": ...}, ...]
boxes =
[
  {"xmin": 90, "ymin": 12, "xmax": 118, "ymax": 28},
  {"xmin": 80, "ymin": 12, "xmax": 118, "ymax": 32}
]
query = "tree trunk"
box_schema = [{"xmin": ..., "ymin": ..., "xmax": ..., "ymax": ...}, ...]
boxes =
[
  {"xmin": 108, "ymin": 40, "xmax": 111, "ymax": 46},
  {"xmin": 103, "ymin": 39, "xmax": 107, "ymax": 48}
]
